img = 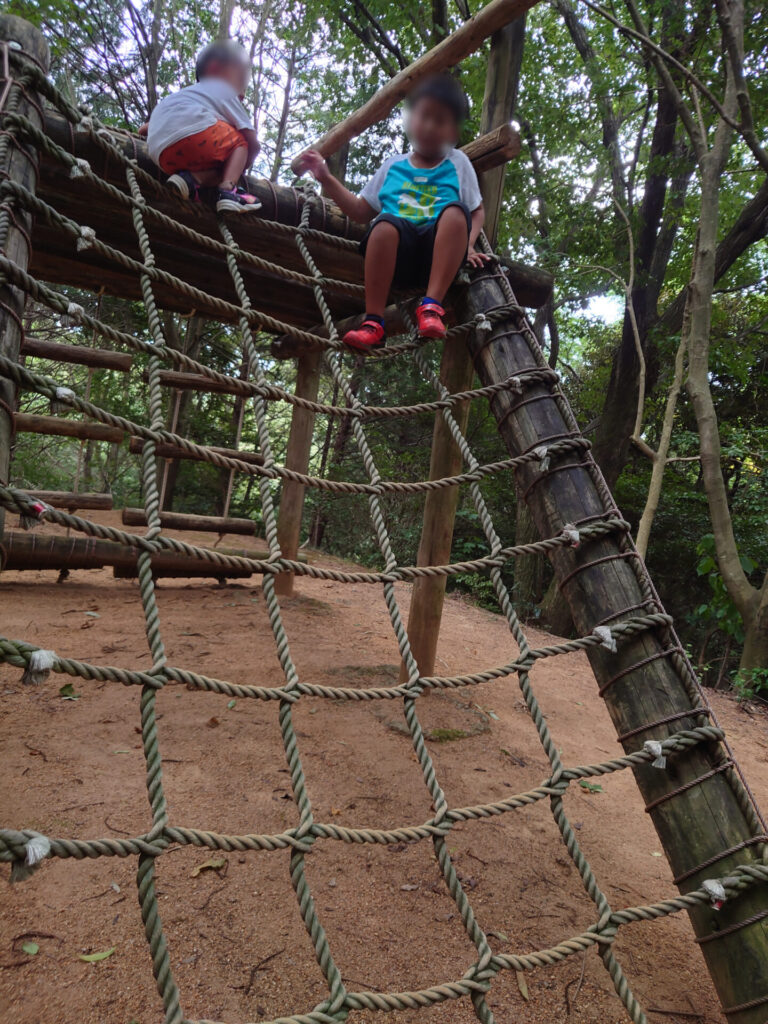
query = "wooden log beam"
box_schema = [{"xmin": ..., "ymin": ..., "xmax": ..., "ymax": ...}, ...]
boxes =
[
  {"xmin": 122, "ymin": 507, "xmax": 257, "ymax": 536},
  {"xmin": 291, "ymin": 0, "xmax": 543, "ymax": 171},
  {"xmin": 128, "ymin": 436, "xmax": 263, "ymax": 467},
  {"xmin": 462, "ymin": 123, "xmax": 521, "ymax": 173},
  {"xmin": 0, "ymin": 530, "xmax": 259, "ymax": 579},
  {"xmin": 0, "ymin": 16, "xmax": 48, "ymax": 541},
  {"xmin": 275, "ymin": 349, "xmax": 322, "ymax": 596},
  {"xmin": 457, "ymin": 267, "xmax": 768, "ymax": 1024},
  {"xmin": 14, "ymin": 413, "xmax": 124, "ymax": 443},
  {"xmin": 18, "ymin": 489, "xmax": 113, "ymax": 510},
  {"xmin": 21, "ymin": 336, "xmax": 133, "ymax": 371}
]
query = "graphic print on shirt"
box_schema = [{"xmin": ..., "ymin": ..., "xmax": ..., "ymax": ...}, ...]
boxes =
[
  {"xmin": 360, "ymin": 151, "xmax": 483, "ymax": 225},
  {"xmin": 398, "ymin": 179, "xmax": 440, "ymax": 221}
]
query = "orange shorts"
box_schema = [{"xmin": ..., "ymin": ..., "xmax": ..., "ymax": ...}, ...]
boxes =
[{"xmin": 158, "ymin": 120, "xmax": 247, "ymax": 174}]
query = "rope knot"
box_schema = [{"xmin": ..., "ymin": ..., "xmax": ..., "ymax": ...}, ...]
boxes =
[
  {"xmin": 19, "ymin": 498, "xmax": 50, "ymax": 531},
  {"xmin": 561, "ymin": 523, "xmax": 581, "ymax": 548},
  {"xmin": 69, "ymin": 158, "xmax": 91, "ymax": 179},
  {"xmin": 475, "ymin": 313, "xmax": 492, "ymax": 338},
  {"xmin": 702, "ymin": 878, "xmax": 727, "ymax": 909},
  {"xmin": 51, "ymin": 385, "xmax": 75, "ymax": 415},
  {"xmin": 592, "ymin": 625, "xmax": 617, "ymax": 654},
  {"xmin": 10, "ymin": 832, "xmax": 51, "ymax": 883},
  {"xmin": 533, "ymin": 445, "xmax": 550, "ymax": 472},
  {"xmin": 22, "ymin": 649, "xmax": 56, "ymax": 685},
  {"xmin": 643, "ymin": 740, "xmax": 666, "ymax": 769},
  {"xmin": 65, "ymin": 302, "xmax": 84, "ymax": 322},
  {"xmin": 77, "ymin": 225, "xmax": 96, "ymax": 250}
]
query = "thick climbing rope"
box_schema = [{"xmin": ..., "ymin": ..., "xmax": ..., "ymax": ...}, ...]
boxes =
[{"xmin": 1, "ymin": 46, "xmax": 767, "ymax": 1024}]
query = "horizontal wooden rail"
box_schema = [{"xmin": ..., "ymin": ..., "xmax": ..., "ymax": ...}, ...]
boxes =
[
  {"xmin": 22, "ymin": 336, "xmax": 133, "ymax": 371},
  {"xmin": 462, "ymin": 123, "xmax": 521, "ymax": 173},
  {"xmin": 122, "ymin": 507, "xmax": 257, "ymax": 535},
  {"xmin": 150, "ymin": 370, "xmax": 250, "ymax": 396},
  {"xmin": 17, "ymin": 489, "xmax": 113, "ymax": 510},
  {"xmin": 15, "ymin": 412, "xmax": 124, "ymax": 443}
]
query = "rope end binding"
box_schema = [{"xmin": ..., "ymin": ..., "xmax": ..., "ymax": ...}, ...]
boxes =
[
  {"xmin": 19, "ymin": 498, "xmax": 50, "ymax": 531},
  {"xmin": 702, "ymin": 878, "xmax": 727, "ymax": 910},
  {"xmin": 9, "ymin": 833, "xmax": 52, "ymax": 883},
  {"xmin": 592, "ymin": 626, "xmax": 617, "ymax": 654},
  {"xmin": 643, "ymin": 740, "xmax": 666, "ymax": 770},
  {"xmin": 22, "ymin": 649, "xmax": 56, "ymax": 686}
]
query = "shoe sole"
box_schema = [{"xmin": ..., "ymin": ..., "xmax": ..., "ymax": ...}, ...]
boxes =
[
  {"xmin": 216, "ymin": 199, "xmax": 263, "ymax": 213},
  {"xmin": 166, "ymin": 174, "xmax": 191, "ymax": 199},
  {"xmin": 418, "ymin": 326, "xmax": 447, "ymax": 339},
  {"xmin": 344, "ymin": 339, "xmax": 385, "ymax": 352}
]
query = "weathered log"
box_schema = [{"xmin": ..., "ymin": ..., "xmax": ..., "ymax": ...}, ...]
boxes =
[
  {"xmin": 121, "ymin": 507, "xmax": 256, "ymax": 536},
  {"xmin": 0, "ymin": 16, "xmax": 48, "ymax": 541},
  {"xmin": 291, "ymin": 0, "xmax": 542, "ymax": 170},
  {"xmin": 128, "ymin": 436, "xmax": 263, "ymax": 467},
  {"xmin": 14, "ymin": 413, "xmax": 124, "ymax": 443},
  {"xmin": 462, "ymin": 124, "xmax": 522, "ymax": 173},
  {"xmin": 457, "ymin": 267, "xmax": 768, "ymax": 1024},
  {"xmin": 18, "ymin": 489, "xmax": 113, "ymax": 510},
  {"xmin": 21, "ymin": 336, "xmax": 133, "ymax": 371},
  {"xmin": 0, "ymin": 530, "xmax": 260, "ymax": 578}
]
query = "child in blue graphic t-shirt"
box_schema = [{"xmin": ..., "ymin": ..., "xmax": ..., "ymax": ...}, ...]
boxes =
[{"xmin": 297, "ymin": 75, "xmax": 490, "ymax": 351}]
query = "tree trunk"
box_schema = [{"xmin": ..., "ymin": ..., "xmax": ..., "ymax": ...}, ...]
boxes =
[
  {"xmin": 740, "ymin": 575, "xmax": 768, "ymax": 672},
  {"xmin": 514, "ymin": 500, "xmax": 544, "ymax": 611}
]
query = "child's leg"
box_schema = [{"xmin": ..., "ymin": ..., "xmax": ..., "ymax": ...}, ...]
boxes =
[
  {"xmin": 425, "ymin": 205, "xmax": 470, "ymax": 302},
  {"xmin": 219, "ymin": 145, "xmax": 249, "ymax": 191},
  {"xmin": 364, "ymin": 220, "xmax": 400, "ymax": 317}
]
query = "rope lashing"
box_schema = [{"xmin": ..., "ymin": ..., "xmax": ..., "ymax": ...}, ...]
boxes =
[
  {"xmin": 0, "ymin": 45, "xmax": 765, "ymax": 1024},
  {"xmin": 703, "ymin": 878, "xmax": 727, "ymax": 910}
]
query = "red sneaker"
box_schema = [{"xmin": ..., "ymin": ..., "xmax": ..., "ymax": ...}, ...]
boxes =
[
  {"xmin": 343, "ymin": 318, "xmax": 386, "ymax": 351},
  {"xmin": 415, "ymin": 301, "xmax": 446, "ymax": 339}
]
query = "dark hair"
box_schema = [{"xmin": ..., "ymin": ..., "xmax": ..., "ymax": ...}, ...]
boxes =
[
  {"xmin": 406, "ymin": 74, "xmax": 469, "ymax": 124},
  {"xmin": 195, "ymin": 40, "xmax": 248, "ymax": 82}
]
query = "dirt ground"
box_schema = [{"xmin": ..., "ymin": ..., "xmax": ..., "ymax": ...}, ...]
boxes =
[{"xmin": 2, "ymin": 514, "xmax": 767, "ymax": 1024}]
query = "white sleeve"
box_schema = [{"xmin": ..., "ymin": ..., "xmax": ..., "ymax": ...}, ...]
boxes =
[
  {"xmin": 454, "ymin": 150, "xmax": 483, "ymax": 211},
  {"xmin": 208, "ymin": 81, "xmax": 253, "ymax": 132},
  {"xmin": 359, "ymin": 160, "xmax": 389, "ymax": 213}
]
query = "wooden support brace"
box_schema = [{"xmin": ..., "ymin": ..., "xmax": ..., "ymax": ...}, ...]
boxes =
[
  {"xmin": 457, "ymin": 267, "xmax": 768, "ymax": 1024},
  {"xmin": 291, "ymin": 0, "xmax": 542, "ymax": 170},
  {"xmin": 21, "ymin": 337, "xmax": 133, "ymax": 371},
  {"xmin": 14, "ymin": 412, "xmax": 124, "ymax": 443},
  {"xmin": 275, "ymin": 349, "xmax": 323, "ymax": 595},
  {"xmin": 462, "ymin": 124, "xmax": 522, "ymax": 173}
]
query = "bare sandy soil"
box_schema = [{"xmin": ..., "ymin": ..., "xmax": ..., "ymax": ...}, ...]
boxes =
[{"xmin": 2, "ymin": 514, "xmax": 767, "ymax": 1024}]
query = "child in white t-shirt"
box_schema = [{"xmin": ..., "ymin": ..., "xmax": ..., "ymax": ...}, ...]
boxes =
[{"xmin": 141, "ymin": 41, "xmax": 261, "ymax": 213}]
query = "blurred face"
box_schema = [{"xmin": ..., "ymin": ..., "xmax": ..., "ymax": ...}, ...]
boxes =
[
  {"xmin": 407, "ymin": 96, "xmax": 459, "ymax": 160},
  {"xmin": 206, "ymin": 58, "xmax": 250, "ymax": 98}
]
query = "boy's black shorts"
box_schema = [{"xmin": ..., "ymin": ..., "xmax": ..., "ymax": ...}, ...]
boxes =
[{"xmin": 359, "ymin": 201, "xmax": 472, "ymax": 289}]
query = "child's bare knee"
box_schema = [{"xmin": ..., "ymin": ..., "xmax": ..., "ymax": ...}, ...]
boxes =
[{"xmin": 439, "ymin": 206, "xmax": 468, "ymax": 228}]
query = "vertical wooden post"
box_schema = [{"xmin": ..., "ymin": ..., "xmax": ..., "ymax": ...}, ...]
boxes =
[
  {"xmin": 401, "ymin": 23, "xmax": 526, "ymax": 679},
  {"xmin": 478, "ymin": 16, "xmax": 527, "ymax": 246},
  {"xmin": 399, "ymin": 334, "xmax": 476, "ymax": 681},
  {"xmin": 0, "ymin": 16, "xmax": 48, "ymax": 545},
  {"xmin": 274, "ymin": 348, "xmax": 322, "ymax": 595}
]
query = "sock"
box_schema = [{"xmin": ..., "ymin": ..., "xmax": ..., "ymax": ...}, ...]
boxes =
[
  {"xmin": 419, "ymin": 296, "xmax": 442, "ymax": 307},
  {"xmin": 364, "ymin": 313, "xmax": 385, "ymax": 326}
]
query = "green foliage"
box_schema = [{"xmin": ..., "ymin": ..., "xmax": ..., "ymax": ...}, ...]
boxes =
[{"xmin": 732, "ymin": 667, "xmax": 768, "ymax": 702}]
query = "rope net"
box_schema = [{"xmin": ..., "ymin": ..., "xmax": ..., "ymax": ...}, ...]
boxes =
[{"xmin": 1, "ymin": 43, "xmax": 767, "ymax": 1024}]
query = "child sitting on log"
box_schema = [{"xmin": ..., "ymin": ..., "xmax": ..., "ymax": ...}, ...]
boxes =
[
  {"xmin": 297, "ymin": 74, "xmax": 489, "ymax": 350},
  {"xmin": 141, "ymin": 41, "xmax": 261, "ymax": 213}
]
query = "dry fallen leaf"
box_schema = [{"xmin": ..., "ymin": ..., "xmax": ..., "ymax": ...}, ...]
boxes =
[
  {"xmin": 207, "ymin": 717, "xmax": 220, "ymax": 728},
  {"xmin": 190, "ymin": 857, "xmax": 226, "ymax": 877},
  {"xmin": 516, "ymin": 971, "xmax": 529, "ymax": 1001}
]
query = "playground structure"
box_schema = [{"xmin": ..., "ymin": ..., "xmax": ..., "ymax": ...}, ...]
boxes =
[{"xmin": 0, "ymin": 6, "xmax": 767, "ymax": 1024}]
